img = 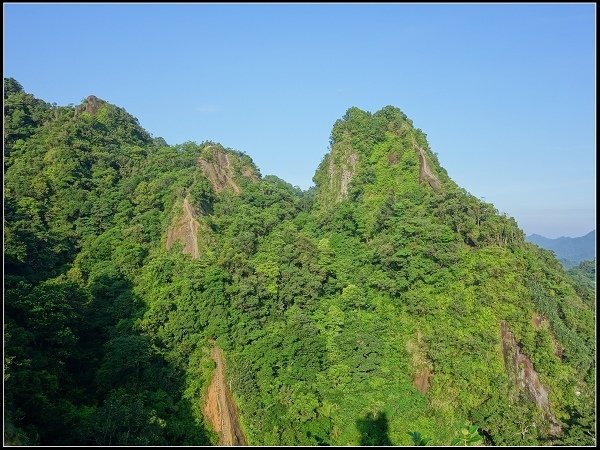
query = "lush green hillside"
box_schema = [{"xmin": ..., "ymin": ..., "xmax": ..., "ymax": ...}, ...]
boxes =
[
  {"xmin": 527, "ymin": 231, "xmax": 595, "ymax": 268},
  {"xmin": 4, "ymin": 79, "xmax": 595, "ymax": 446},
  {"xmin": 566, "ymin": 259, "xmax": 596, "ymax": 308}
]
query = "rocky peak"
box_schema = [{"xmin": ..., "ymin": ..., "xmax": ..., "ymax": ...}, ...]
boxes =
[
  {"xmin": 75, "ymin": 95, "xmax": 106, "ymax": 116},
  {"xmin": 197, "ymin": 144, "xmax": 260, "ymax": 194},
  {"xmin": 313, "ymin": 105, "xmax": 444, "ymax": 208}
]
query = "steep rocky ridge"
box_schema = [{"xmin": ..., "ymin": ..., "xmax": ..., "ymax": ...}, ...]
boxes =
[
  {"xmin": 166, "ymin": 195, "xmax": 202, "ymax": 259},
  {"xmin": 198, "ymin": 145, "xmax": 260, "ymax": 195},
  {"xmin": 412, "ymin": 137, "xmax": 442, "ymax": 192},
  {"xmin": 501, "ymin": 321, "xmax": 561, "ymax": 435},
  {"xmin": 313, "ymin": 106, "xmax": 446, "ymax": 209},
  {"xmin": 166, "ymin": 144, "xmax": 261, "ymax": 258},
  {"xmin": 75, "ymin": 95, "xmax": 106, "ymax": 116}
]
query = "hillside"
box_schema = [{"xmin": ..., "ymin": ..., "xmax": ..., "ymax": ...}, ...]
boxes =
[
  {"xmin": 527, "ymin": 231, "xmax": 596, "ymax": 268},
  {"xmin": 566, "ymin": 259, "xmax": 596, "ymax": 308},
  {"xmin": 4, "ymin": 79, "xmax": 595, "ymax": 446}
]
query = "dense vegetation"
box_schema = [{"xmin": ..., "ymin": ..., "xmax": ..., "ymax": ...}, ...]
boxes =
[
  {"xmin": 566, "ymin": 259, "xmax": 596, "ymax": 308},
  {"xmin": 4, "ymin": 79, "xmax": 596, "ymax": 446}
]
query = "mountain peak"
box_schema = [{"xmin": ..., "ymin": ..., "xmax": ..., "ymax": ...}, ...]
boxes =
[
  {"xmin": 197, "ymin": 143, "xmax": 260, "ymax": 195},
  {"xmin": 313, "ymin": 105, "xmax": 444, "ymax": 208},
  {"xmin": 75, "ymin": 94, "xmax": 107, "ymax": 115}
]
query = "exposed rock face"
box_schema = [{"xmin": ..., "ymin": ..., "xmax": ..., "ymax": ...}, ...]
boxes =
[
  {"xmin": 336, "ymin": 151, "xmax": 358, "ymax": 201},
  {"xmin": 500, "ymin": 321, "xmax": 561, "ymax": 435},
  {"xmin": 406, "ymin": 331, "xmax": 432, "ymax": 394},
  {"xmin": 166, "ymin": 196, "xmax": 200, "ymax": 259},
  {"xmin": 199, "ymin": 149, "xmax": 240, "ymax": 194},
  {"xmin": 412, "ymin": 139, "xmax": 441, "ymax": 193},
  {"xmin": 75, "ymin": 95, "xmax": 106, "ymax": 115},
  {"xmin": 320, "ymin": 141, "xmax": 359, "ymax": 205},
  {"xmin": 198, "ymin": 146, "xmax": 258, "ymax": 194}
]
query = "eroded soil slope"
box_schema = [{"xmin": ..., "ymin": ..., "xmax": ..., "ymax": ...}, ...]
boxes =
[{"xmin": 204, "ymin": 347, "xmax": 247, "ymax": 446}]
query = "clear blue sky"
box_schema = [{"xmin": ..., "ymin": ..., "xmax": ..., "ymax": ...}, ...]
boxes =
[{"xmin": 4, "ymin": 3, "xmax": 595, "ymax": 238}]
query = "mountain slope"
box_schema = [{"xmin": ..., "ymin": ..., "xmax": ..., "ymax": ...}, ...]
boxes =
[
  {"xmin": 527, "ymin": 231, "xmax": 595, "ymax": 268},
  {"xmin": 4, "ymin": 79, "xmax": 595, "ymax": 446}
]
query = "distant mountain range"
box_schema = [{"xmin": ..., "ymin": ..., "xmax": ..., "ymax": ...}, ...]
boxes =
[{"xmin": 526, "ymin": 230, "xmax": 596, "ymax": 268}]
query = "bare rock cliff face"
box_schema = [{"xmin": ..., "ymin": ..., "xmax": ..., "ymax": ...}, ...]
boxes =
[
  {"xmin": 198, "ymin": 146, "xmax": 259, "ymax": 195},
  {"xmin": 412, "ymin": 138, "xmax": 442, "ymax": 193},
  {"xmin": 328, "ymin": 149, "xmax": 358, "ymax": 203},
  {"xmin": 340, "ymin": 151, "xmax": 358, "ymax": 200},
  {"xmin": 166, "ymin": 196, "xmax": 201, "ymax": 259},
  {"xmin": 198, "ymin": 149, "xmax": 241, "ymax": 194},
  {"xmin": 315, "ymin": 140, "xmax": 359, "ymax": 207},
  {"xmin": 500, "ymin": 321, "xmax": 561, "ymax": 435},
  {"xmin": 75, "ymin": 95, "xmax": 106, "ymax": 115},
  {"xmin": 203, "ymin": 347, "xmax": 247, "ymax": 446}
]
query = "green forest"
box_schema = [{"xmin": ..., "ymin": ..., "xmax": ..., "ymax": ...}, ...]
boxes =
[{"xmin": 4, "ymin": 78, "xmax": 595, "ymax": 446}]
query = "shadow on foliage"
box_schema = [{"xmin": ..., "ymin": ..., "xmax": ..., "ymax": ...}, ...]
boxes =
[
  {"xmin": 356, "ymin": 411, "xmax": 392, "ymax": 446},
  {"xmin": 81, "ymin": 273, "xmax": 212, "ymax": 445},
  {"xmin": 5, "ymin": 270, "xmax": 211, "ymax": 445}
]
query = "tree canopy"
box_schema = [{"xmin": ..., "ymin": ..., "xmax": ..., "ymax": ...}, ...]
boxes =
[{"xmin": 4, "ymin": 79, "xmax": 595, "ymax": 446}]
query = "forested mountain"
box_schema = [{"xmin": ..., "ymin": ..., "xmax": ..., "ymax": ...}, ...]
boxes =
[
  {"xmin": 566, "ymin": 259, "xmax": 596, "ymax": 307},
  {"xmin": 4, "ymin": 79, "xmax": 595, "ymax": 446},
  {"xmin": 527, "ymin": 231, "xmax": 595, "ymax": 268}
]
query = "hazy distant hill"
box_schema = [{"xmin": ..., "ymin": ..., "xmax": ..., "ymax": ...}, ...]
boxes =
[{"xmin": 527, "ymin": 230, "xmax": 595, "ymax": 268}]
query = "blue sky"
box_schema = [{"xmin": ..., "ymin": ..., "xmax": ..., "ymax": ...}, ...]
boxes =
[{"xmin": 4, "ymin": 3, "xmax": 595, "ymax": 238}]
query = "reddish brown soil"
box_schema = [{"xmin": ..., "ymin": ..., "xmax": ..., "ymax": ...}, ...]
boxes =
[
  {"xmin": 203, "ymin": 347, "xmax": 247, "ymax": 446},
  {"xmin": 413, "ymin": 367, "xmax": 431, "ymax": 394}
]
